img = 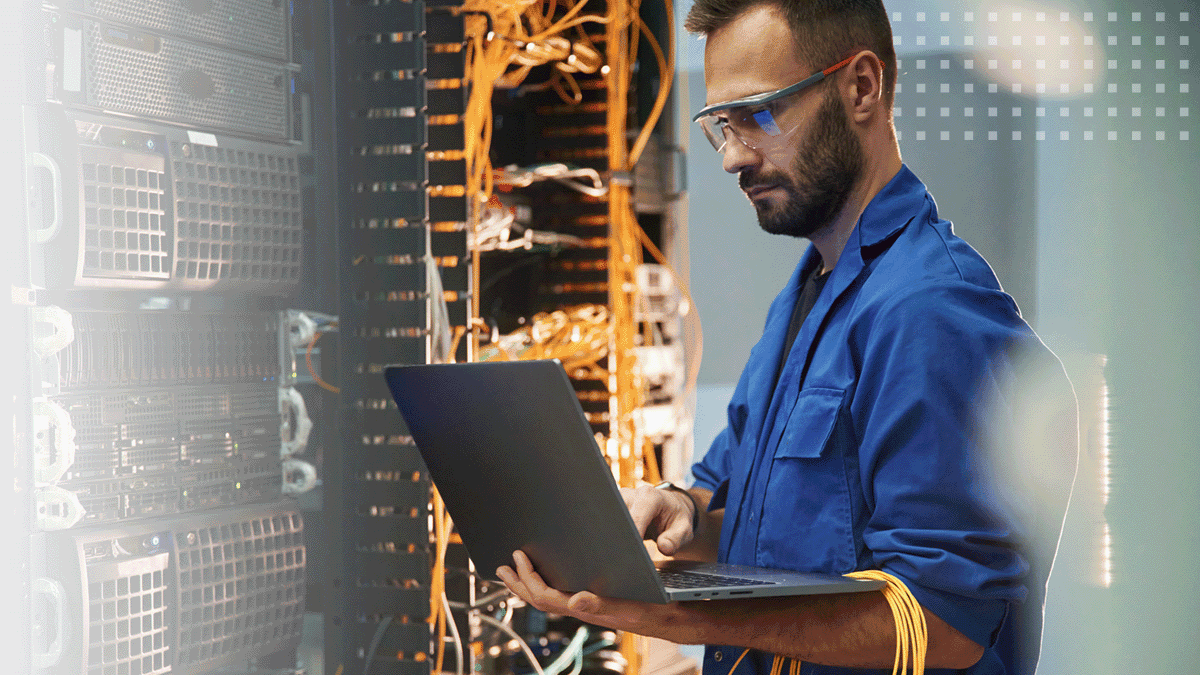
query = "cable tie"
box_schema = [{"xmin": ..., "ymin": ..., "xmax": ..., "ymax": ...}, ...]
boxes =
[{"xmin": 610, "ymin": 171, "xmax": 634, "ymax": 186}]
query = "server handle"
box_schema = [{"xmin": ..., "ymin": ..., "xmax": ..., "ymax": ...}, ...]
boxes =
[
  {"xmin": 35, "ymin": 485, "xmax": 86, "ymax": 531},
  {"xmin": 31, "ymin": 305, "xmax": 75, "ymax": 360},
  {"xmin": 32, "ymin": 399, "xmax": 76, "ymax": 484},
  {"xmin": 279, "ymin": 387, "xmax": 312, "ymax": 456},
  {"xmin": 27, "ymin": 152, "xmax": 62, "ymax": 244},
  {"xmin": 282, "ymin": 458, "xmax": 318, "ymax": 494},
  {"xmin": 32, "ymin": 578, "xmax": 66, "ymax": 668}
]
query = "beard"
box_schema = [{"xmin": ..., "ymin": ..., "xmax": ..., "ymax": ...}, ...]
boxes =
[{"xmin": 738, "ymin": 88, "xmax": 865, "ymax": 239}]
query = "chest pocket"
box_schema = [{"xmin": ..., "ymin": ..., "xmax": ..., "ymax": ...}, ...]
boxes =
[{"xmin": 756, "ymin": 387, "xmax": 856, "ymax": 573}]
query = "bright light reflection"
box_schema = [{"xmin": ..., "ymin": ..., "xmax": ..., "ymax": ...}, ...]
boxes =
[{"xmin": 976, "ymin": 0, "xmax": 1105, "ymax": 99}]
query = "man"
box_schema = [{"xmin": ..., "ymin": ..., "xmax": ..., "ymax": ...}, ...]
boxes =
[{"xmin": 499, "ymin": 1, "xmax": 1076, "ymax": 673}]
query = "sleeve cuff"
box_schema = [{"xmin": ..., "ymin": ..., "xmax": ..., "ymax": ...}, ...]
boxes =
[
  {"xmin": 689, "ymin": 462, "xmax": 728, "ymax": 508},
  {"xmin": 893, "ymin": 573, "xmax": 1010, "ymax": 649}
]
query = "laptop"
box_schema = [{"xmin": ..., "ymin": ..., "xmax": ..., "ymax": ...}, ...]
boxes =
[{"xmin": 384, "ymin": 359, "xmax": 884, "ymax": 603}]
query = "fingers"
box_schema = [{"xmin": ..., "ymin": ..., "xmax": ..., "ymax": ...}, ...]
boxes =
[
  {"xmin": 624, "ymin": 486, "xmax": 659, "ymax": 539},
  {"xmin": 654, "ymin": 491, "xmax": 695, "ymax": 555},
  {"xmin": 495, "ymin": 564, "xmax": 529, "ymax": 603},
  {"xmin": 625, "ymin": 485, "xmax": 695, "ymax": 553},
  {"xmin": 497, "ymin": 551, "xmax": 572, "ymax": 614},
  {"xmin": 655, "ymin": 515, "xmax": 692, "ymax": 556},
  {"xmin": 498, "ymin": 551, "xmax": 663, "ymax": 636}
]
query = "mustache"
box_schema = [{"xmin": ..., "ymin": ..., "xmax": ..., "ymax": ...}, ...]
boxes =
[{"xmin": 739, "ymin": 170, "xmax": 789, "ymax": 192}]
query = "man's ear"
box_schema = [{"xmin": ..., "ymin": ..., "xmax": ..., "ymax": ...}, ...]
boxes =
[{"xmin": 843, "ymin": 50, "xmax": 885, "ymax": 123}]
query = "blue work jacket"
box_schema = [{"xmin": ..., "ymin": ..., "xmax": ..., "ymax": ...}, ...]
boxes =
[{"xmin": 691, "ymin": 166, "xmax": 1074, "ymax": 675}]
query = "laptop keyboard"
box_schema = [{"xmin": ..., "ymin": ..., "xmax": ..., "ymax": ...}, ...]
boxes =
[{"xmin": 657, "ymin": 569, "xmax": 776, "ymax": 589}]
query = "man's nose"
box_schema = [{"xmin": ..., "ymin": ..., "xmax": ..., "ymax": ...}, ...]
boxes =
[{"xmin": 721, "ymin": 132, "xmax": 762, "ymax": 175}]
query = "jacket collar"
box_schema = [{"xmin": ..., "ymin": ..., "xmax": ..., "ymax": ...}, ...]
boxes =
[
  {"xmin": 853, "ymin": 163, "xmax": 928, "ymax": 254},
  {"xmin": 756, "ymin": 165, "xmax": 929, "ymax": 447}
]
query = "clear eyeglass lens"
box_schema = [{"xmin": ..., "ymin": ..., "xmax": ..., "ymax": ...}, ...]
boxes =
[
  {"xmin": 699, "ymin": 107, "xmax": 779, "ymax": 153},
  {"xmin": 699, "ymin": 117, "xmax": 729, "ymax": 152}
]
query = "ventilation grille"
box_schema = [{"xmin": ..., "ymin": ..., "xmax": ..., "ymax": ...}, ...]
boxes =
[
  {"xmin": 82, "ymin": 21, "xmax": 291, "ymax": 140},
  {"xmin": 59, "ymin": 311, "xmax": 281, "ymax": 390},
  {"xmin": 83, "ymin": 0, "xmax": 289, "ymax": 61},
  {"xmin": 173, "ymin": 511, "xmax": 306, "ymax": 670},
  {"xmin": 79, "ymin": 146, "xmax": 170, "ymax": 281},
  {"xmin": 170, "ymin": 142, "xmax": 302, "ymax": 283},
  {"xmin": 86, "ymin": 557, "xmax": 172, "ymax": 675},
  {"xmin": 63, "ymin": 113, "xmax": 303, "ymax": 292},
  {"xmin": 64, "ymin": 506, "xmax": 305, "ymax": 673}
]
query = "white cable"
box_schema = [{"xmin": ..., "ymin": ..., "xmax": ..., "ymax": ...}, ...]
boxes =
[
  {"xmin": 476, "ymin": 612, "xmax": 546, "ymax": 675},
  {"xmin": 426, "ymin": 254, "xmax": 454, "ymax": 363},
  {"xmin": 446, "ymin": 587, "xmax": 514, "ymax": 610},
  {"xmin": 542, "ymin": 626, "xmax": 589, "ymax": 675},
  {"xmin": 441, "ymin": 593, "xmax": 464, "ymax": 675},
  {"xmin": 495, "ymin": 163, "xmax": 608, "ymax": 197}
]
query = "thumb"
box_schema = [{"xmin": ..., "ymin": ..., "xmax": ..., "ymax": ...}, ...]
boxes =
[
  {"xmin": 655, "ymin": 507, "xmax": 694, "ymax": 555},
  {"xmin": 567, "ymin": 591, "xmax": 601, "ymax": 615}
]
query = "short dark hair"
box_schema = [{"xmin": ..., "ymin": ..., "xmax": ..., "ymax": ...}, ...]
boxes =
[{"xmin": 684, "ymin": 0, "xmax": 897, "ymax": 106}]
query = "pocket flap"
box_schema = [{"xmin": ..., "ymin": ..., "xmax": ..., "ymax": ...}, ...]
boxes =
[{"xmin": 776, "ymin": 388, "xmax": 844, "ymax": 458}]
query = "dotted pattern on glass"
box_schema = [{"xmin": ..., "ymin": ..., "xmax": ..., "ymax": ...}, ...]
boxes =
[
  {"xmin": 86, "ymin": 559, "xmax": 171, "ymax": 675},
  {"xmin": 84, "ymin": 22, "xmax": 290, "ymax": 140},
  {"xmin": 173, "ymin": 512, "xmax": 306, "ymax": 669},
  {"xmin": 170, "ymin": 142, "xmax": 302, "ymax": 285},
  {"xmin": 85, "ymin": 0, "xmax": 289, "ymax": 61},
  {"xmin": 888, "ymin": 10, "xmax": 1194, "ymax": 142},
  {"xmin": 80, "ymin": 148, "xmax": 169, "ymax": 280}
]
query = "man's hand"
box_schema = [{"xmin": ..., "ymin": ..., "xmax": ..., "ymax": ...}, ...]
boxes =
[
  {"xmin": 495, "ymin": 550, "xmax": 684, "ymax": 637},
  {"xmin": 621, "ymin": 484, "xmax": 697, "ymax": 556}
]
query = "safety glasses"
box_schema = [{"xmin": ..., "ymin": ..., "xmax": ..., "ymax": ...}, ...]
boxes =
[{"xmin": 692, "ymin": 54, "xmax": 857, "ymax": 153}]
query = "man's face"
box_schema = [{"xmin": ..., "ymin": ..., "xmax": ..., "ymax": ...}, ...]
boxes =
[
  {"xmin": 738, "ymin": 87, "xmax": 864, "ymax": 238},
  {"xmin": 703, "ymin": 5, "xmax": 865, "ymax": 239}
]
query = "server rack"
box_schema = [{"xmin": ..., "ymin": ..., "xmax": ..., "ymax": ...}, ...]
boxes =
[
  {"xmin": 16, "ymin": 0, "xmax": 683, "ymax": 672},
  {"xmin": 321, "ymin": 0, "xmax": 470, "ymax": 671},
  {"xmin": 21, "ymin": 0, "xmax": 317, "ymax": 672}
]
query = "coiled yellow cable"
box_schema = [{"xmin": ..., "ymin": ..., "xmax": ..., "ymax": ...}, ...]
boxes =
[
  {"xmin": 844, "ymin": 570, "xmax": 927, "ymax": 675},
  {"xmin": 731, "ymin": 570, "xmax": 928, "ymax": 675}
]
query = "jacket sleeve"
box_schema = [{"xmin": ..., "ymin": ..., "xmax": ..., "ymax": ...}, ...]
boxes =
[{"xmin": 850, "ymin": 280, "xmax": 1054, "ymax": 649}]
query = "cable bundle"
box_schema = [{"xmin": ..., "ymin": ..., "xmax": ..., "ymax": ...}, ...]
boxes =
[
  {"xmin": 479, "ymin": 304, "xmax": 611, "ymax": 376},
  {"xmin": 459, "ymin": 0, "xmax": 609, "ymax": 223},
  {"xmin": 843, "ymin": 570, "xmax": 928, "ymax": 675},
  {"xmin": 728, "ymin": 571, "xmax": 927, "ymax": 675}
]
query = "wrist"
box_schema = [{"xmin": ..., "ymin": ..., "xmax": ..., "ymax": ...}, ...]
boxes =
[{"xmin": 654, "ymin": 481, "xmax": 700, "ymax": 532}]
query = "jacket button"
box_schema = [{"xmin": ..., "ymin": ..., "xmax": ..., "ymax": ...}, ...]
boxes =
[{"xmin": 714, "ymin": 651, "xmax": 723, "ymax": 662}]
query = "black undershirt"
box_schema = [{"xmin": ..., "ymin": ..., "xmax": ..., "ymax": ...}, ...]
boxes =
[{"xmin": 777, "ymin": 263, "xmax": 831, "ymax": 381}]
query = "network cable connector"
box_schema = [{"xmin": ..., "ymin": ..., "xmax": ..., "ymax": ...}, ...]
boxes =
[
  {"xmin": 633, "ymin": 403, "xmax": 685, "ymax": 444},
  {"xmin": 634, "ymin": 344, "xmax": 686, "ymax": 402},
  {"xmin": 634, "ymin": 263, "xmax": 684, "ymax": 325}
]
